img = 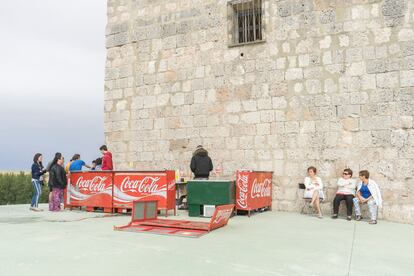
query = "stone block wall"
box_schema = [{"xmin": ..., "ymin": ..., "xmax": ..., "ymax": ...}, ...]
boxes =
[{"xmin": 104, "ymin": 0, "xmax": 414, "ymax": 223}]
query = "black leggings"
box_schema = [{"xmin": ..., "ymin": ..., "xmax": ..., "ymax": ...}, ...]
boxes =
[{"xmin": 333, "ymin": 194, "xmax": 354, "ymax": 216}]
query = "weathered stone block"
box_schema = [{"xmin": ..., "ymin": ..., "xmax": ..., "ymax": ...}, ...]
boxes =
[
  {"xmin": 106, "ymin": 32, "xmax": 129, "ymax": 48},
  {"xmin": 400, "ymin": 70, "xmax": 414, "ymax": 87},
  {"xmin": 285, "ymin": 68, "xmax": 303, "ymax": 80},
  {"xmin": 278, "ymin": 2, "xmax": 292, "ymax": 17},
  {"xmin": 376, "ymin": 72, "xmax": 399, "ymax": 88}
]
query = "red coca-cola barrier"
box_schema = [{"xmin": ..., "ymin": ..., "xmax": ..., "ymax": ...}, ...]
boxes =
[
  {"xmin": 65, "ymin": 170, "xmax": 176, "ymax": 215},
  {"xmin": 65, "ymin": 171, "xmax": 113, "ymax": 212},
  {"xmin": 235, "ymin": 170, "xmax": 273, "ymax": 216},
  {"xmin": 113, "ymin": 171, "xmax": 176, "ymax": 216}
]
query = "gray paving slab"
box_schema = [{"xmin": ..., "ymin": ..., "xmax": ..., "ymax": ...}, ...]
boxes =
[{"xmin": 0, "ymin": 204, "xmax": 412, "ymax": 276}]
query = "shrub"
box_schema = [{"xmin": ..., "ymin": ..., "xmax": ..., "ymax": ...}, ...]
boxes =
[{"xmin": 0, "ymin": 172, "xmax": 49, "ymax": 205}]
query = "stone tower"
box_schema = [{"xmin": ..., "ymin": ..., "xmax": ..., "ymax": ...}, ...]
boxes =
[{"xmin": 104, "ymin": 0, "xmax": 414, "ymax": 223}]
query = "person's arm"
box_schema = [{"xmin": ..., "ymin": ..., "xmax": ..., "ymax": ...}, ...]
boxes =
[
  {"xmin": 304, "ymin": 177, "xmax": 314, "ymax": 189},
  {"xmin": 101, "ymin": 155, "xmax": 108, "ymax": 170},
  {"xmin": 363, "ymin": 196, "xmax": 373, "ymax": 203},
  {"xmin": 345, "ymin": 182, "xmax": 355, "ymax": 189},
  {"xmin": 31, "ymin": 164, "xmax": 37, "ymax": 178},
  {"xmin": 315, "ymin": 177, "xmax": 323, "ymax": 190},
  {"xmin": 356, "ymin": 191, "xmax": 364, "ymax": 202},
  {"xmin": 39, "ymin": 165, "xmax": 46, "ymax": 175},
  {"xmin": 32, "ymin": 164, "xmax": 44, "ymax": 179},
  {"xmin": 55, "ymin": 167, "xmax": 66, "ymax": 188},
  {"xmin": 337, "ymin": 178, "xmax": 346, "ymax": 187},
  {"xmin": 190, "ymin": 156, "xmax": 196, "ymax": 173},
  {"xmin": 80, "ymin": 160, "xmax": 91, "ymax": 169},
  {"xmin": 209, "ymin": 158, "xmax": 213, "ymax": 172}
]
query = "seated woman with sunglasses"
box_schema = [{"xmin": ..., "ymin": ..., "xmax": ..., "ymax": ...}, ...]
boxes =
[{"xmin": 332, "ymin": 169, "xmax": 356, "ymax": 220}]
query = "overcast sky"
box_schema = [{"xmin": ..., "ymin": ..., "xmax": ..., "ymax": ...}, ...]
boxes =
[{"xmin": 0, "ymin": 0, "xmax": 106, "ymax": 170}]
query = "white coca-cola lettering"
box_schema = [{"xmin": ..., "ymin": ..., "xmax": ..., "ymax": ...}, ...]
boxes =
[
  {"xmin": 251, "ymin": 178, "xmax": 272, "ymax": 198},
  {"xmin": 167, "ymin": 181, "xmax": 175, "ymax": 190},
  {"xmin": 236, "ymin": 174, "xmax": 249, "ymax": 209},
  {"xmin": 120, "ymin": 176, "xmax": 162, "ymax": 193},
  {"xmin": 76, "ymin": 176, "xmax": 108, "ymax": 192},
  {"xmin": 213, "ymin": 209, "xmax": 233, "ymax": 224}
]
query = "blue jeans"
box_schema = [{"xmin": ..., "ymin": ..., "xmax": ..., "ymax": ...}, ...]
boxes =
[{"xmin": 31, "ymin": 179, "xmax": 42, "ymax": 208}]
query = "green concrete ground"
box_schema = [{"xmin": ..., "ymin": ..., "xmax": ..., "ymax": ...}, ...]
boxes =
[{"xmin": 0, "ymin": 204, "xmax": 413, "ymax": 276}]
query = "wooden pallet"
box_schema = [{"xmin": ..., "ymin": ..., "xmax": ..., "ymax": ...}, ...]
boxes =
[
  {"xmin": 85, "ymin": 206, "xmax": 113, "ymax": 213},
  {"xmin": 235, "ymin": 205, "xmax": 272, "ymax": 217},
  {"xmin": 113, "ymin": 207, "xmax": 132, "ymax": 214}
]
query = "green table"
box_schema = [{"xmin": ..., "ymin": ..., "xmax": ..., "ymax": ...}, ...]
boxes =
[{"xmin": 187, "ymin": 180, "xmax": 235, "ymax": 217}]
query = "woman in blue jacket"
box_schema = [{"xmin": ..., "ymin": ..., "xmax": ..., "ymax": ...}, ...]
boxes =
[{"xmin": 31, "ymin": 153, "xmax": 46, "ymax": 211}]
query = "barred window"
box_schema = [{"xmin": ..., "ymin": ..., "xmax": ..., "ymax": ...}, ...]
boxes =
[{"xmin": 228, "ymin": 0, "xmax": 263, "ymax": 46}]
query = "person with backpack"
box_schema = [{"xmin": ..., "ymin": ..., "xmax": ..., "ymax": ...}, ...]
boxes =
[{"xmin": 30, "ymin": 153, "xmax": 46, "ymax": 211}]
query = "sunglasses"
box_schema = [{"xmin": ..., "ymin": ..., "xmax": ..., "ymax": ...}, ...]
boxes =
[{"xmin": 343, "ymin": 172, "xmax": 349, "ymax": 175}]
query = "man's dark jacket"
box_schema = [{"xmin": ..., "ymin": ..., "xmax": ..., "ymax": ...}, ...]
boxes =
[{"xmin": 190, "ymin": 148, "xmax": 213, "ymax": 178}]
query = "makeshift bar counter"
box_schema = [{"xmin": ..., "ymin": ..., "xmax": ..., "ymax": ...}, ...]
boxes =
[
  {"xmin": 65, "ymin": 171, "xmax": 113, "ymax": 212},
  {"xmin": 65, "ymin": 170, "xmax": 176, "ymax": 215},
  {"xmin": 113, "ymin": 171, "xmax": 176, "ymax": 216},
  {"xmin": 235, "ymin": 170, "xmax": 273, "ymax": 216},
  {"xmin": 187, "ymin": 180, "xmax": 235, "ymax": 217}
]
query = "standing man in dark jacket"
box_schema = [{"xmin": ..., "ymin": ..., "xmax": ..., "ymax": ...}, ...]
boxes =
[
  {"xmin": 190, "ymin": 145, "xmax": 213, "ymax": 179},
  {"xmin": 48, "ymin": 153, "xmax": 67, "ymax": 211}
]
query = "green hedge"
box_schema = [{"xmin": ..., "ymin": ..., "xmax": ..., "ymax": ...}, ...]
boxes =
[{"xmin": 0, "ymin": 172, "xmax": 49, "ymax": 205}]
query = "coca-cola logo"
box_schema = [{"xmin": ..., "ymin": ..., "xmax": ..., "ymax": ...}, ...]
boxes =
[
  {"xmin": 120, "ymin": 176, "xmax": 162, "ymax": 193},
  {"xmin": 213, "ymin": 209, "xmax": 233, "ymax": 224},
  {"xmin": 76, "ymin": 176, "xmax": 108, "ymax": 192},
  {"xmin": 236, "ymin": 174, "xmax": 249, "ymax": 209},
  {"xmin": 167, "ymin": 180, "xmax": 175, "ymax": 190},
  {"xmin": 251, "ymin": 178, "xmax": 272, "ymax": 198}
]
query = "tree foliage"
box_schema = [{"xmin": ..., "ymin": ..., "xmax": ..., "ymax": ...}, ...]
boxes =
[{"xmin": 0, "ymin": 172, "xmax": 49, "ymax": 205}]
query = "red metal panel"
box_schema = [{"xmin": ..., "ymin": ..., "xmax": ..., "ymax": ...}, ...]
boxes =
[
  {"xmin": 65, "ymin": 171, "xmax": 113, "ymax": 209},
  {"xmin": 131, "ymin": 198, "xmax": 158, "ymax": 222},
  {"xmin": 141, "ymin": 220, "xmax": 210, "ymax": 231},
  {"xmin": 236, "ymin": 170, "xmax": 273, "ymax": 211},
  {"xmin": 165, "ymin": 170, "xmax": 176, "ymax": 214},
  {"xmin": 209, "ymin": 204, "xmax": 234, "ymax": 230},
  {"xmin": 113, "ymin": 172, "xmax": 175, "ymax": 213},
  {"xmin": 114, "ymin": 225, "xmax": 208, "ymax": 238},
  {"xmin": 114, "ymin": 202, "xmax": 235, "ymax": 237}
]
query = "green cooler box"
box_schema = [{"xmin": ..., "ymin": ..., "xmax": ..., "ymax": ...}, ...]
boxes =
[{"xmin": 187, "ymin": 180, "xmax": 235, "ymax": 217}]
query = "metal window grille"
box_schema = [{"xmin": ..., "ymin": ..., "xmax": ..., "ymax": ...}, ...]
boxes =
[{"xmin": 230, "ymin": 0, "xmax": 263, "ymax": 45}]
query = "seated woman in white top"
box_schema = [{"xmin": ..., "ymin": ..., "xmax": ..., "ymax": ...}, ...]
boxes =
[
  {"xmin": 332, "ymin": 168, "xmax": 356, "ymax": 221},
  {"xmin": 304, "ymin": 166, "xmax": 324, "ymax": 218}
]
